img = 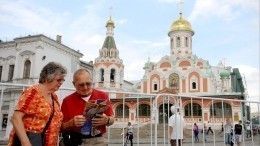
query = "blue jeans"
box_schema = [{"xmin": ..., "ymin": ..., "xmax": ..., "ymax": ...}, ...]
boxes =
[
  {"xmin": 194, "ymin": 132, "xmax": 199, "ymax": 142},
  {"xmin": 203, "ymin": 131, "xmax": 207, "ymax": 141},
  {"xmin": 225, "ymin": 133, "xmax": 231, "ymax": 144},
  {"xmin": 247, "ymin": 130, "xmax": 251, "ymax": 138}
]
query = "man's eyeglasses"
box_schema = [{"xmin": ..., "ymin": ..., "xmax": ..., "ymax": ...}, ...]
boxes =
[{"xmin": 76, "ymin": 82, "xmax": 92, "ymax": 87}]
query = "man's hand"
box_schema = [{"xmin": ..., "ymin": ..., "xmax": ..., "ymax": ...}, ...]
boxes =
[
  {"xmin": 92, "ymin": 114, "xmax": 108, "ymax": 126},
  {"xmin": 73, "ymin": 115, "xmax": 87, "ymax": 127}
]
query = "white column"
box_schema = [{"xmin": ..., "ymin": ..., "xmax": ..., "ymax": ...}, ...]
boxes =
[{"xmin": 33, "ymin": 45, "xmax": 44, "ymax": 78}]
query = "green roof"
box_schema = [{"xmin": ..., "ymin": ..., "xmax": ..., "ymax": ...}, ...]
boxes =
[
  {"xmin": 220, "ymin": 70, "xmax": 230, "ymax": 78},
  {"xmin": 102, "ymin": 36, "xmax": 117, "ymax": 49}
]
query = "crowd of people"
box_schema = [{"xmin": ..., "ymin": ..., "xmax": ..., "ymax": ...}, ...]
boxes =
[{"xmin": 168, "ymin": 113, "xmax": 254, "ymax": 146}]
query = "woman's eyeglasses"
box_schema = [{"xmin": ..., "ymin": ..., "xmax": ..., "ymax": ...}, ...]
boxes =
[{"xmin": 56, "ymin": 79, "xmax": 65, "ymax": 83}]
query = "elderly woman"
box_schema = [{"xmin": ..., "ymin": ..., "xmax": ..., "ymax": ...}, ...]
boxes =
[{"xmin": 8, "ymin": 62, "xmax": 67, "ymax": 146}]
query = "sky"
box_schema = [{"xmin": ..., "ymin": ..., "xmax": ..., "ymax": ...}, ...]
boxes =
[{"xmin": 0, "ymin": 0, "xmax": 259, "ymax": 103}]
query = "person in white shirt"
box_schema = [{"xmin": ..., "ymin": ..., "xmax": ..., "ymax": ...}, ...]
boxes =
[
  {"xmin": 246, "ymin": 121, "xmax": 251, "ymax": 138},
  {"xmin": 224, "ymin": 119, "xmax": 232, "ymax": 146},
  {"xmin": 168, "ymin": 106, "xmax": 184, "ymax": 146},
  {"xmin": 125, "ymin": 122, "xmax": 133, "ymax": 146}
]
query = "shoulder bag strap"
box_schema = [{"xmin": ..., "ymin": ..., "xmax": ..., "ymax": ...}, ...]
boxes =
[{"xmin": 42, "ymin": 95, "xmax": 55, "ymax": 134}]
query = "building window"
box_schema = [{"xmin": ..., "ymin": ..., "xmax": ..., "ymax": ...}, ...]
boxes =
[
  {"xmin": 137, "ymin": 104, "xmax": 151, "ymax": 116},
  {"xmin": 110, "ymin": 69, "xmax": 115, "ymax": 82},
  {"xmin": 169, "ymin": 73, "xmax": 179, "ymax": 90},
  {"xmin": 0, "ymin": 66, "xmax": 2, "ymax": 81},
  {"xmin": 184, "ymin": 103, "xmax": 202, "ymax": 116},
  {"xmin": 100, "ymin": 68, "xmax": 104, "ymax": 82},
  {"xmin": 8, "ymin": 65, "xmax": 14, "ymax": 81},
  {"xmin": 177, "ymin": 37, "xmax": 181, "ymax": 47},
  {"xmin": 192, "ymin": 82, "xmax": 196, "ymax": 89},
  {"xmin": 2, "ymin": 114, "xmax": 8, "ymax": 129},
  {"xmin": 185, "ymin": 37, "xmax": 188, "ymax": 47},
  {"xmin": 171, "ymin": 38, "xmax": 174, "ymax": 49},
  {"xmin": 115, "ymin": 104, "xmax": 129, "ymax": 117},
  {"xmin": 190, "ymin": 76, "xmax": 198, "ymax": 91},
  {"xmin": 210, "ymin": 102, "xmax": 232, "ymax": 117},
  {"xmin": 152, "ymin": 78, "xmax": 159, "ymax": 92},
  {"xmin": 153, "ymin": 84, "xmax": 158, "ymax": 91},
  {"xmin": 23, "ymin": 60, "xmax": 31, "ymax": 79}
]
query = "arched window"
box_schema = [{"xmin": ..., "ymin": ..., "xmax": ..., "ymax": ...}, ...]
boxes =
[
  {"xmin": 159, "ymin": 103, "xmax": 173, "ymax": 123},
  {"xmin": 100, "ymin": 68, "xmax": 104, "ymax": 82},
  {"xmin": 184, "ymin": 103, "xmax": 202, "ymax": 116},
  {"xmin": 210, "ymin": 102, "xmax": 232, "ymax": 117},
  {"xmin": 110, "ymin": 68, "xmax": 115, "ymax": 82},
  {"xmin": 185, "ymin": 37, "xmax": 188, "ymax": 47},
  {"xmin": 171, "ymin": 38, "xmax": 174, "ymax": 49},
  {"xmin": 115, "ymin": 104, "xmax": 129, "ymax": 117},
  {"xmin": 192, "ymin": 82, "xmax": 196, "ymax": 89},
  {"xmin": 8, "ymin": 65, "xmax": 14, "ymax": 81},
  {"xmin": 190, "ymin": 75, "xmax": 198, "ymax": 91},
  {"xmin": 169, "ymin": 73, "xmax": 179, "ymax": 90},
  {"xmin": 137, "ymin": 104, "xmax": 151, "ymax": 116},
  {"xmin": 152, "ymin": 77, "xmax": 159, "ymax": 92},
  {"xmin": 177, "ymin": 37, "xmax": 181, "ymax": 47},
  {"xmin": 23, "ymin": 60, "xmax": 31, "ymax": 79}
]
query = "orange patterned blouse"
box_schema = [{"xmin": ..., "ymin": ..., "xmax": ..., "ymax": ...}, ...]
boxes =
[{"xmin": 8, "ymin": 85, "xmax": 63, "ymax": 146}]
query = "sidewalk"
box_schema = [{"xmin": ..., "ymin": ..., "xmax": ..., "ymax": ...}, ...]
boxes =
[
  {"xmin": 108, "ymin": 134, "xmax": 260, "ymax": 146},
  {"xmin": 0, "ymin": 133, "xmax": 259, "ymax": 146}
]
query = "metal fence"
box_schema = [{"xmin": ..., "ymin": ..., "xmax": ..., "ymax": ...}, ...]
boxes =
[{"xmin": 0, "ymin": 82, "xmax": 259, "ymax": 146}]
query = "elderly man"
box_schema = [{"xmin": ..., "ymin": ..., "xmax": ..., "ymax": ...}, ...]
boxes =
[{"xmin": 60, "ymin": 69, "xmax": 114, "ymax": 146}]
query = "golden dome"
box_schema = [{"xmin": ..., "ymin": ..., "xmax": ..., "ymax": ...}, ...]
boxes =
[
  {"xmin": 168, "ymin": 14, "xmax": 194, "ymax": 35},
  {"xmin": 106, "ymin": 17, "xmax": 115, "ymax": 28}
]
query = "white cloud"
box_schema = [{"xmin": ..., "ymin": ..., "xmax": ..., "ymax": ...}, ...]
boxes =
[
  {"xmin": 189, "ymin": 0, "xmax": 258, "ymax": 22},
  {"xmin": 0, "ymin": 1, "xmax": 49, "ymax": 28},
  {"xmin": 116, "ymin": 18, "xmax": 128, "ymax": 25}
]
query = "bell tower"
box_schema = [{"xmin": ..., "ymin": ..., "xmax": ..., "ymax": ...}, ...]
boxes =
[
  {"xmin": 93, "ymin": 8, "xmax": 124, "ymax": 90},
  {"xmin": 168, "ymin": 0, "xmax": 194, "ymax": 56}
]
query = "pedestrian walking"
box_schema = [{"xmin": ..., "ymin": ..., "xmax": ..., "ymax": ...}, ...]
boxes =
[
  {"xmin": 219, "ymin": 122, "xmax": 224, "ymax": 136},
  {"xmin": 207, "ymin": 121, "xmax": 214, "ymax": 135},
  {"xmin": 193, "ymin": 123, "xmax": 199, "ymax": 142},
  {"xmin": 234, "ymin": 120, "xmax": 243, "ymax": 146},
  {"xmin": 202, "ymin": 123, "xmax": 208, "ymax": 142},
  {"xmin": 246, "ymin": 121, "xmax": 251, "ymax": 138},
  {"xmin": 224, "ymin": 119, "xmax": 232, "ymax": 146},
  {"xmin": 124, "ymin": 122, "xmax": 133, "ymax": 146}
]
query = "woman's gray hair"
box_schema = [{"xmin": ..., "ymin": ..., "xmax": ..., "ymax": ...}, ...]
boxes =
[{"xmin": 38, "ymin": 62, "xmax": 67, "ymax": 83}]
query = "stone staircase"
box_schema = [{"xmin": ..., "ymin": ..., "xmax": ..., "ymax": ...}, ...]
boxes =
[
  {"xmin": 104, "ymin": 123, "xmax": 220, "ymax": 139},
  {"xmin": 104, "ymin": 123, "xmax": 169, "ymax": 139}
]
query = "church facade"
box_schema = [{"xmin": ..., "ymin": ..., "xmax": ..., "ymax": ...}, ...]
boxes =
[{"xmin": 92, "ymin": 12, "xmax": 248, "ymax": 127}]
